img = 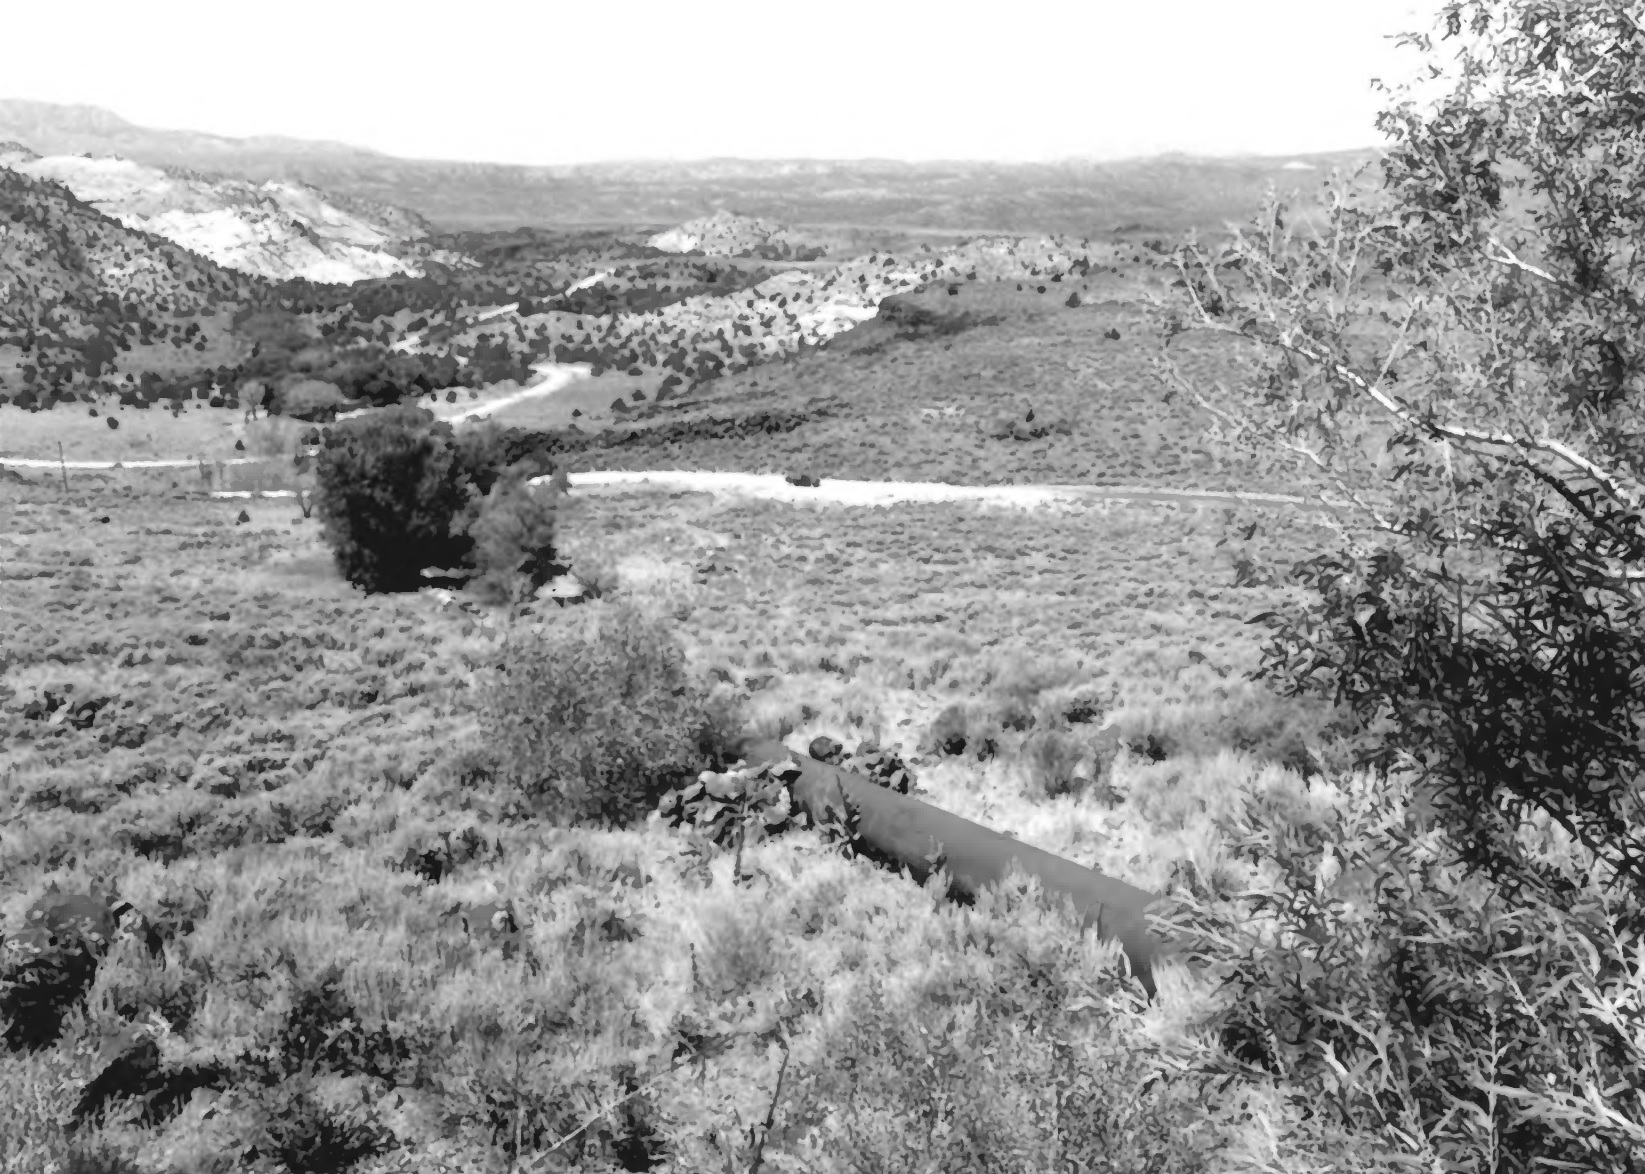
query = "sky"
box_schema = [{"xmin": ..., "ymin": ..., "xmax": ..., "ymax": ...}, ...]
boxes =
[{"xmin": 6, "ymin": 0, "xmax": 1453, "ymax": 166}]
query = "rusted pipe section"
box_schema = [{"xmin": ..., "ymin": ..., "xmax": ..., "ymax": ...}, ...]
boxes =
[{"xmin": 735, "ymin": 738, "xmax": 1177, "ymax": 998}]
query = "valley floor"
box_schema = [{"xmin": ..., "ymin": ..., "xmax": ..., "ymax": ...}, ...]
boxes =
[{"xmin": 0, "ymin": 460, "xmax": 1358, "ymax": 1172}]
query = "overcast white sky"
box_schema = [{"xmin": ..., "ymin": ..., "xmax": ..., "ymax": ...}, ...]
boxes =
[{"xmin": 6, "ymin": 0, "xmax": 1451, "ymax": 166}]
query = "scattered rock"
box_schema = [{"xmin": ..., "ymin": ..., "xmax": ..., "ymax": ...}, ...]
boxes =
[
  {"xmin": 69, "ymin": 1022, "xmax": 228, "ymax": 1136},
  {"xmin": 21, "ymin": 690, "xmax": 66, "ymax": 721},
  {"xmin": 808, "ymin": 735, "xmax": 843, "ymax": 762},
  {"xmin": 802, "ymin": 735, "xmax": 917, "ymax": 794},
  {"xmin": 543, "ymin": 571, "xmax": 595, "ymax": 608},
  {"xmin": 841, "ymin": 741, "xmax": 917, "ymax": 794},
  {"xmin": 785, "ymin": 473, "xmax": 820, "ymax": 487},
  {"xmin": 236, "ymin": 510, "xmax": 250, "ymax": 524},
  {"xmin": 106, "ymin": 417, "xmax": 119, "ymax": 430},
  {"xmin": 398, "ymin": 826, "xmax": 491, "ymax": 884},
  {"xmin": 234, "ymin": 439, "xmax": 245, "ymax": 451},
  {"xmin": 66, "ymin": 695, "xmax": 112, "ymax": 729},
  {"xmin": 445, "ymin": 899, "xmax": 528, "ymax": 965},
  {"xmin": 1126, "ymin": 732, "xmax": 1172, "ymax": 763},
  {"xmin": 1064, "ymin": 700, "xmax": 1104, "ymax": 724},
  {"xmin": 693, "ymin": 559, "xmax": 737, "ymax": 581},
  {"xmin": 25, "ymin": 693, "xmax": 114, "ymax": 730},
  {"xmin": 2, "ymin": 889, "xmax": 164, "ymax": 1052}
]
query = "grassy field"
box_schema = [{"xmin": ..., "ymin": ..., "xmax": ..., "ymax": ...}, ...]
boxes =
[
  {"xmin": 0, "ymin": 264, "xmax": 1429, "ymax": 1174},
  {"xmin": 0, "ymin": 427, "xmax": 1366, "ymax": 1172},
  {"xmin": 3, "ymin": 144, "xmax": 1632, "ymax": 1172},
  {"xmin": 0, "ymin": 401, "xmax": 253, "ymax": 465}
]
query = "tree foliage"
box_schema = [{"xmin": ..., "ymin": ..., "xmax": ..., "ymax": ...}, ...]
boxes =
[
  {"xmin": 277, "ymin": 378, "xmax": 348, "ymax": 422},
  {"xmin": 456, "ymin": 457, "xmax": 571, "ymax": 606},
  {"xmin": 309, "ymin": 410, "xmax": 565, "ymax": 596},
  {"xmin": 1143, "ymin": 2, "xmax": 1645, "ymax": 1167},
  {"xmin": 1150, "ymin": 0, "xmax": 1645, "ymax": 907},
  {"xmin": 310, "ymin": 409, "xmax": 474, "ymax": 593}
]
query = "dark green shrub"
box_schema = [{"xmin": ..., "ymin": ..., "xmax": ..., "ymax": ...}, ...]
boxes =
[
  {"xmin": 456, "ymin": 460, "xmax": 565, "ymax": 606},
  {"xmin": 249, "ymin": 1075, "xmax": 394, "ymax": 1174},
  {"xmin": 476, "ymin": 599, "xmax": 747, "ymax": 828},
  {"xmin": 1151, "ymin": 761, "xmax": 1645, "ymax": 1172},
  {"xmin": 275, "ymin": 378, "xmax": 347, "ymax": 422},
  {"xmin": 311, "ymin": 408, "xmax": 565, "ymax": 595},
  {"xmin": 922, "ymin": 702, "xmax": 1000, "ymax": 760},
  {"xmin": 925, "ymin": 703, "xmax": 972, "ymax": 757},
  {"xmin": 311, "ymin": 408, "xmax": 482, "ymax": 593},
  {"xmin": 1019, "ymin": 728, "xmax": 1090, "ymax": 800},
  {"xmin": 452, "ymin": 419, "xmax": 556, "ymax": 489}
]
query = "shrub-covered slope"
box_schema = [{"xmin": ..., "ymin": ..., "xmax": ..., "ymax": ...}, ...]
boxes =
[{"xmin": 0, "ymin": 164, "xmax": 268, "ymax": 406}]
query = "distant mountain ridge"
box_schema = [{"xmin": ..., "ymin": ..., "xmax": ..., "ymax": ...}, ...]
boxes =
[
  {"xmin": 0, "ymin": 99, "xmax": 386, "ymax": 165},
  {"xmin": 0, "ymin": 99, "xmax": 1383, "ymax": 236}
]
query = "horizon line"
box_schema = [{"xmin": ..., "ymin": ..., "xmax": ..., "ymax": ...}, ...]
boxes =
[{"xmin": 0, "ymin": 96, "xmax": 1390, "ymax": 172}]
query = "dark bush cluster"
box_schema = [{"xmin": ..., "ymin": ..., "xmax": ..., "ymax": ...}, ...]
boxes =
[
  {"xmin": 309, "ymin": 408, "xmax": 562, "ymax": 596},
  {"xmin": 232, "ymin": 307, "xmax": 458, "ymax": 414}
]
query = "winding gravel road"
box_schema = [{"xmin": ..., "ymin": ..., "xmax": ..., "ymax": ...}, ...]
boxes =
[
  {"xmin": 0, "ymin": 456, "xmax": 1327, "ymax": 513},
  {"xmin": 546, "ymin": 470, "xmax": 1324, "ymax": 512}
]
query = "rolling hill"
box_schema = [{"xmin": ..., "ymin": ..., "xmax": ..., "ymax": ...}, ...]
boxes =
[
  {"xmin": 0, "ymin": 141, "xmax": 473, "ymax": 284},
  {"xmin": 0, "ymin": 160, "xmax": 268, "ymax": 404}
]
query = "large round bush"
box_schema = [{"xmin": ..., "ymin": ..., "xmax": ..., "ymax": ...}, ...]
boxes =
[
  {"xmin": 311, "ymin": 410, "xmax": 564, "ymax": 595},
  {"xmin": 476, "ymin": 599, "xmax": 747, "ymax": 829},
  {"xmin": 311, "ymin": 408, "xmax": 480, "ymax": 593}
]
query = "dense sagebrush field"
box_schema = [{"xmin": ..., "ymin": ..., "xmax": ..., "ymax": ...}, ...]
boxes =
[
  {"xmin": 0, "ymin": 388, "xmax": 1365, "ymax": 1171},
  {"xmin": 7, "ymin": 84, "xmax": 1641, "ymax": 1173}
]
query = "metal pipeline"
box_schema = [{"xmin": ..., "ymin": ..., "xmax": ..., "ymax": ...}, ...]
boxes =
[{"xmin": 735, "ymin": 738, "xmax": 1177, "ymax": 998}]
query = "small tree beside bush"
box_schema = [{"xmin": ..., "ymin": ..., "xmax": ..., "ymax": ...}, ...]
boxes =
[{"xmin": 456, "ymin": 458, "xmax": 567, "ymax": 606}]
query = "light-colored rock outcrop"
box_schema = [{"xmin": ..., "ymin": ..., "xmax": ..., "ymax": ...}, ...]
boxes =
[
  {"xmin": 646, "ymin": 209, "xmax": 827, "ymax": 257},
  {"xmin": 1, "ymin": 151, "xmax": 472, "ymax": 284}
]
